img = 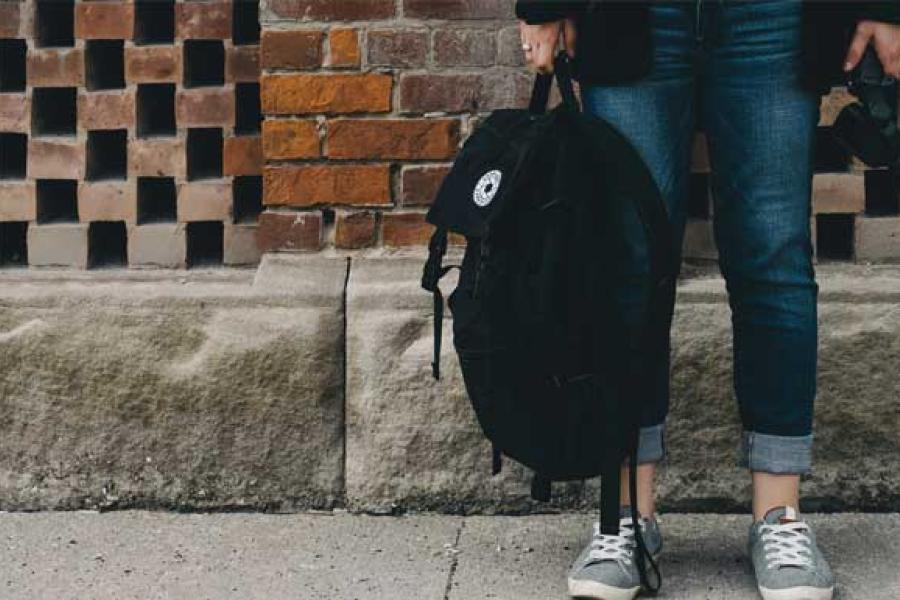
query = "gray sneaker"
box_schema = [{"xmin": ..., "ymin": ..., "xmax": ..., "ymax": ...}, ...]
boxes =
[
  {"xmin": 567, "ymin": 508, "xmax": 662, "ymax": 600},
  {"xmin": 749, "ymin": 507, "xmax": 835, "ymax": 600}
]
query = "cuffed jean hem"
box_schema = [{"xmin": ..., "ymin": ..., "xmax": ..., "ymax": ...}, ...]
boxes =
[
  {"xmin": 737, "ymin": 431, "xmax": 813, "ymax": 475},
  {"xmin": 635, "ymin": 424, "xmax": 666, "ymax": 465}
]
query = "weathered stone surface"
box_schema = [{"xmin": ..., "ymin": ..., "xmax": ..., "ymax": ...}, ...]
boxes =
[
  {"xmin": 346, "ymin": 259, "xmax": 900, "ymax": 513},
  {"xmin": 0, "ymin": 257, "xmax": 347, "ymax": 511}
]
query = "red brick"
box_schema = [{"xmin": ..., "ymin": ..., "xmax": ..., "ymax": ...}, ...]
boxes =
[
  {"xmin": 326, "ymin": 119, "xmax": 460, "ymax": 160},
  {"xmin": 335, "ymin": 210, "xmax": 378, "ymax": 249},
  {"xmin": 262, "ymin": 120, "xmax": 320, "ymax": 160},
  {"xmin": 434, "ymin": 29, "xmax": 497, "ymax": 67},
  {"xmin": 224, "ymin": 136, "xmax": 263, "ymax": 176},
  {"xmin": 266, "ymin": 0, "xmax": 394, "ymax": 21},
  {"xmin": 401, "ymin": 165, "xmax": 451, "ymax": 206},
  {"xmin": 382, "ymin": 212, "xmax": 434, "ymax": 247},
  {"xmin": 399, "ymin": 73, "xmax": 479, "ymax": 114},
  {"xmin": 78, "ymin": 182, "xmax": 137, "ymax": 224},
  {"xmin": 0, "ymin": 3, "xmax": 21, "ymax": 38},
  {"xmin": 178, "ymin": 182, "xmax": 232, "ymax": 222},
  {"xmin": 27, "ymin": 49, "xmax": 84, "ymax": 87},
  {"xmin": 176, "ymin": 88, "xmax": 235, "ymax": 127},
  {"xmin": 176, "ymin": 2, "xmax": 231, "ymax": 39},
  {"xmin": 129, "ymin": 138, "xmax": 187, "ymax": 179},
  {"xmin": 327, "ymin": 29, "xmax": 361, "ymax": 68},
  {"xmin": 261, "ymin": 30, "xmax": 323, "ymax": 70},
  {"xmin": 79, "ymin": 91, "xmax": 136, "ymax": 131},
  {"xmin": 258, "ymin": 210, "xmax": 323, "ymax": 252},
  {"xmin": 477, "ymin": 70, "xmax": 533, "ymax": 111},
  {"xmin": 28, "ymin": 140, "xmax": 85, "ymax": 180},
  {"xmin": 264, "ymin": 164, "xmax": 391, "ymax": 207},
  {"xmin": 227, "ymin": 46, "xmax": 261, "ymax": 82},
  {"xmin": 262, "ymin": 73, "xmax": 392, "ymax": 115},
  {"xmin": 403, "ymin": 0, "xmax": 512, "ymax": 19},
  {"xmin": 813, "ymin": 173, "xmax": 866, "ymax": 215},
  {"xmin": 0, "ymin": 182, "xmax": 36, "ymax": 222},
  {"xmin": 367, "ymin": 30, "xmax": 428, "ymax": 68},
  {"xmin": 126, "ymin": 46, "xmax": 181, "ymax": 83},
  {"xmin": 75, "ymin": 2, "xmax": 135, "ymax": 39},
  {"xmin": 0, "ymin": 94, "xmax": 30, "ymax": 133}
]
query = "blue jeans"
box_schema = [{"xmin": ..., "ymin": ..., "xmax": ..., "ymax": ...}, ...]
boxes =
[{"xmin": 583, "ymin": 0, "xmax": 819, "ymax": 474}]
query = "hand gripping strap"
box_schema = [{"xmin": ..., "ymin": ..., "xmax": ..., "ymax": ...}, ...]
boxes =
[{"xmin": 529, "ymin": 53, "xmax": 581, "ymax": 116}]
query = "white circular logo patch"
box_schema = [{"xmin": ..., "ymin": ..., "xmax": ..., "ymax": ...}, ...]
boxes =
[{"xmin": 473, "ymin": 170, "xmax": 502, "ymax": 207}]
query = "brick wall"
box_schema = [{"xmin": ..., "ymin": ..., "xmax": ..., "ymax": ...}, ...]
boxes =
[
  {"xmin": 0, "ymin": 0, "xmax": 263, "ymax": 268},
  {"xmin": 258, "ymin": 2, "xmax": 900, "ymax": 262}
]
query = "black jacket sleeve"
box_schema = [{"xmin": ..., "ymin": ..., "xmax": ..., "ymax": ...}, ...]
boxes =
[
  {"xmin": 515, "ymin": 0, "xmax": 586, "ymax": 24},
  {"xmin": 859, "ymin": 2, "xmax": 900, "ymax": 24}
]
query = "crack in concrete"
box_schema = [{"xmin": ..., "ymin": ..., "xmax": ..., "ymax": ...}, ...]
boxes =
[{"xmin": 443, "ymin": 519, "xmax": 466, "ymax": 600}]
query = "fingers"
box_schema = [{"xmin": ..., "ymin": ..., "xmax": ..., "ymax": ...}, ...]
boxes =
[
  {"xmin": 520, "ymin": 21, "xmax": 562, "ymax": 74},
  {"xmin": 563, "ymin": 18, "xmax": 578, "ymax": 59},
  {"xmin": 845, "ymin": 21, "xmax": 875, "ymax": 71}
]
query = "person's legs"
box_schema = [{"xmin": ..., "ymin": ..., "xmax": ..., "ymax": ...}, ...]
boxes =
[
  {"xmin": 700, "ymin": 0, "xmax": 819, "ymax": 508},
  {"xmin": 701, "ymin": 2, "xmax": 832, "ymax": 598},
  {"xmin": 581, "ymin": 1, "xmax": 697, "ymax": 519}
]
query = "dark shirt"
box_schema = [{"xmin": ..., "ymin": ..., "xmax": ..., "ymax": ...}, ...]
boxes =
[{"xmin": 515, "ymin": 1, "xmax": 900, "ymax": 94}]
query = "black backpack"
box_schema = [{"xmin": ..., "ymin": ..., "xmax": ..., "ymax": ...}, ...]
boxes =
[{"xmin": 421, "ymin": 54, "xmax": 675, "ymax": 591}]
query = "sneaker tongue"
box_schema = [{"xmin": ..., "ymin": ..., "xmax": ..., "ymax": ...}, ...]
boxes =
[{"xmin": 764, "ymin": 506, "xmax": 799, "ymax": 525}]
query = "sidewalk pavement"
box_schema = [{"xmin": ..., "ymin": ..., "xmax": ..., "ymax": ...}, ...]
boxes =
[{"xmin": 1, "ymin": 511, "xmax": 897, "ymax": 600}]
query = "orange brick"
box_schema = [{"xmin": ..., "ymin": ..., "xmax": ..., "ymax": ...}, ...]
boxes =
[
  {"xmin": 129, "ymin": 138, "xmax": 187, "ymax": 179},
  {"xmin": 264, "ymin": 164, "xmax": 391, "ymax": 207},
  {"xmin": 78, "ymin": 182, "xmax": 137, "ymax": 224},
  {"xmin": 382, "ymin": 212, "xmax": 434, "ymax": 247},
  {"xmin": 227, "ymin": 46, "xmax": 261, "ymax": 82},
  {"xmin": 79, "ymin": 90, "xmax": 136, "ymax": 131},
  {"xmin": 176, "ymin": 2, "xmax": 231, "ymax": 39},
  {"xmin": 178, "ymin": 182, "xmax": 232, "ymax": 222},
  {"xmin": 75, "ymin": 2, "xmax": 135, "ymax": 39},
  {"xmin": 0, "ymin": 3, "xmax": 20, "ymax": 38},
  {"xmin": 28, "ymin": 140, "xmax": 85, "ymax": 180},
  {"xmin": 261, "ymin": 73, "xmax": 392, "ymax": 115},
  {"xmin": 0, "ymin": 94, "xmax": 30, "ymax": 133},
  {"xmin": 335, "ymin": 210, "xmax": 377, "ymax": 249},
  {"xmin": 27, "ymin": 49, "xmax": 84, "ymax": 87},
  {"xmin": 0, "ymin": 182, "xmax": 36, "ymax": 222},
  {"xmin": 224, "ymin": 136, "xmax": 263, "ymax": 176},
  {"xmin": 258, "ymin": 210, "xmax": 323, "ymax": 252},
  {"xmin": 401, "ymin": 165, "xmax": 450, "ymax": 206},
  {"xmin": 326, "ymin": 119, "xmax": 460, "ymax": 160},
  {"xmin": 126, "ymin": 46, "xmax": 181, "ymax": 83},
  {"xmin": 176, "ymin": 88, "xmax": 235, "ymax": 127},
  {"xmin": 261, "ymin": 30, "xmax": 323, "ymax": 70},
  {"xmin": 328, "ymin": 29, "xmax": 361, "ymax": 68},
  {"xmin": 262, "ymin": 120, "xmax": 320, "ymax": 160}
]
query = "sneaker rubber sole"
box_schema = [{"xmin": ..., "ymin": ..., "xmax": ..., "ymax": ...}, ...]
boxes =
[
  {"xmin": 567, "ymin": 579, "xmax": 641, "ymax": 600},
  {"xmin": 758, "ymin": 585, "xmax": 834, "ymax": 600}
]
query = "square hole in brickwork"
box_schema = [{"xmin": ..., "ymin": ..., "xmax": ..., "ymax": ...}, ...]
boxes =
[
  {"xmin": 0, "ymin": 222, "xmax": 27, "ymax": 266},
  {"xmin": 816, "ymin": 214, "xmax": 855, "ymax": 261},
  {"xmin": 183, "ymin": 40, "xmax": 225, "ymax": 88},
  {"xmin": 32, "ymin": 88, "xmax": 77, "ymax": 136},
  {"xmin": 137, "ymin": 84, "xmax": 176, "ymax": 138},
  {"xmin": 88, "ymin": 221, "xmax": 127, "ymax": 268},
  {"xmin": 814, "ymin": 127, "xmax": 851, "ymax": 172},
  {"xmin": 0, "ymin": 133, "xmax": 27, "ymax": 179},
  {"xmin": 85, "ymin": 40, "xmax": 125, "ymax": 91},
  {"xmin": 234, "ymin": 83, "xmax": 261, "ymax": 135},
  {"xmin": 187, "ymin": 221, "xmax": 223, "ymax": 267},
  {"xmin": 36, "ymin": 179, "xmax": 78, "ymax": 223},
  {"xmin": 688, "ymin": 173, "xmax": 711, "ymax": 219},
  {"xmin": 36, "ymin": 0, "xmax": 75, "ymax": 48},
  {"xmin": 134, "ymin": 0, "xmax": 175, "ymax": 45},
  {"xmin": 864, "ymin": 169, "xmax": 900, "ymax": 216},
  {"xmin": 187, "ymin": 128, "xmax": 223, "ymax": 180},
  {"xmin": 232, "ymin": 0, "xmax": 260, "ymax": 45},
  {"xmin": 137, "ymin": 177, "xmax": 177, "ymax": 224},
  {"xmin": 0, "ymin": 39, "xmax": 27, "ymax": 92},
  {"xmin": 233, "ymin": 176, "xmax": 261, "ymax": 223},
  {"xmin": 86, "ymin": 130, "xmax": 128, "ymax": 181}
]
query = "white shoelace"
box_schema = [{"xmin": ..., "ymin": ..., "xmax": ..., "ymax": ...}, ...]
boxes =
[
  {"xmin": 585, "ymin": 518, "xmax": 636, "ymax": 567},
  {"xmin": 760, "ymin": 521, "xmax": 814, "ymax": 570}
]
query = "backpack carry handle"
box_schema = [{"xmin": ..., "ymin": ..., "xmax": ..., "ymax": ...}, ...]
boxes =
[{"xmin": 529, "ymin": 52, "xmax": 580, "ymax": 115}]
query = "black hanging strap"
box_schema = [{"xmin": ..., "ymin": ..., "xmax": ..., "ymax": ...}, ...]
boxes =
[
  {"xmin": 421, "ymin": 227, "xmax": 458, "ymax": 380},
  {"xmin": 528, "ymin": 53, "xmax": 581, "ymax": 116},
  {"xmin": 629, "ymin": 443, "xmax": 662, "ymax": 594},
  {"xmin": 491, "ymin": 443, "xmax": 503, "ymax": 476}
]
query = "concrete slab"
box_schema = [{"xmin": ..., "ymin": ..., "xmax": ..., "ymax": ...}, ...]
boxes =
[{"xmin": 0, "ymin": 511, "xmax": 461, "ymax": 600}]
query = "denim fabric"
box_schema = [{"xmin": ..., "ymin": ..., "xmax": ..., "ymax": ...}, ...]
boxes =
[{"xmin": 583, "ymin": 0, "xmax": 819, "ymax": 474}]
